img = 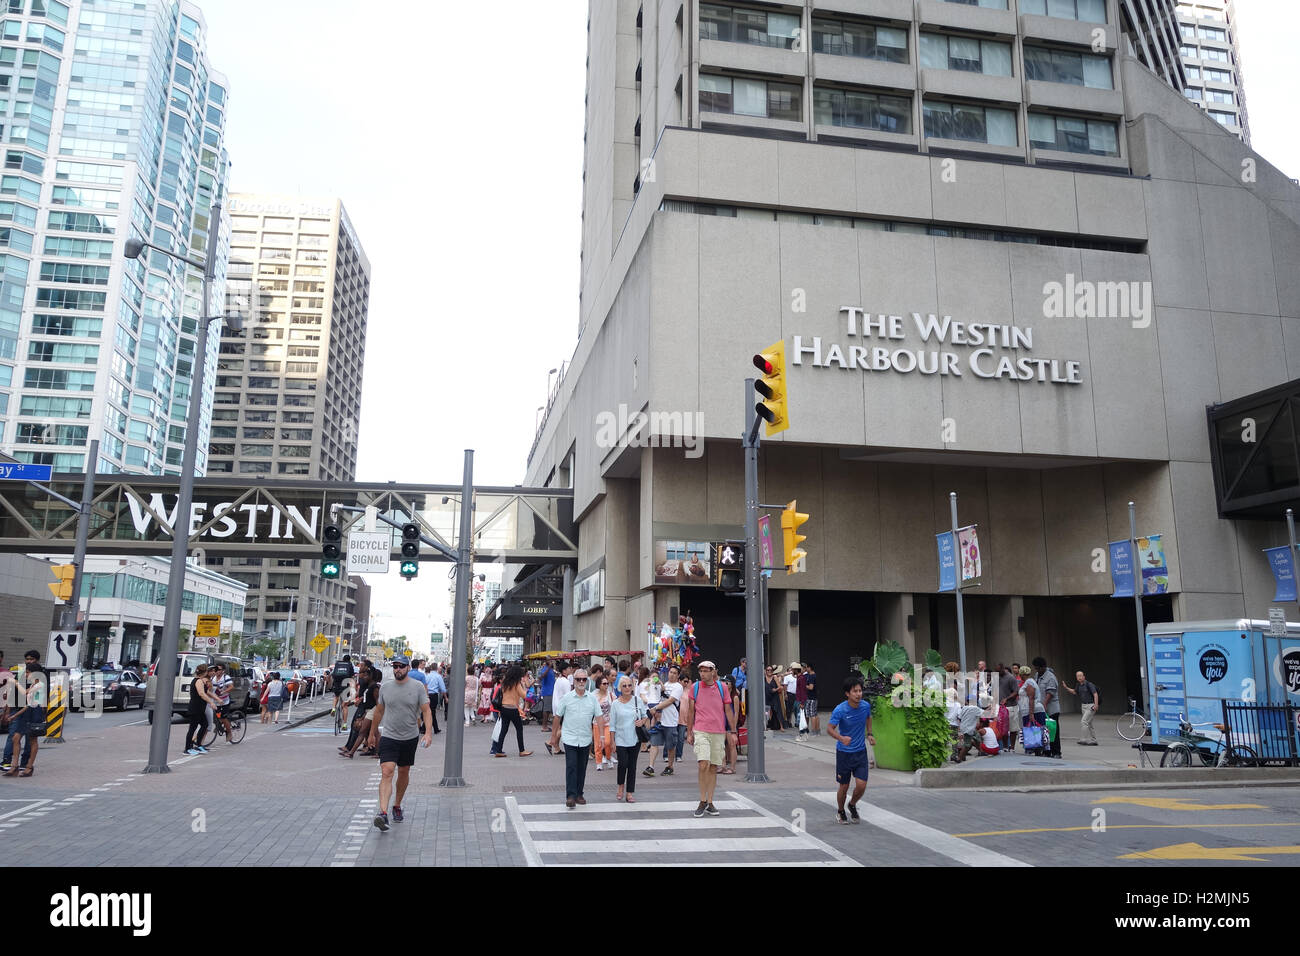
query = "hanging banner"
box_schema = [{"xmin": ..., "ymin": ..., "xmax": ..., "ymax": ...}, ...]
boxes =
[
  {"xmin": 958, "ymin": 526, "xmax": 981, "ymax": 584},
  {"xmin": 1264, "ymin": 546, "xmax": 1298, "ymax": 603},
  {"xmin": 1109, "ymin": 540, "xmax": 1136, "ymax": 598},
  {"xmin": 937, "ymin": 532, "xmax": 957, "ymax": 593},
  {"xmin": 1137, "ymin": 534, "xmax": 1169, "ymax": 595}
]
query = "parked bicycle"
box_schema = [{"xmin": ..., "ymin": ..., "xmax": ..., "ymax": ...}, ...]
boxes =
[
  {"xmin": 199, "ymin": 707, "xmax": 246, "ymax": 746},
  {"xmin": 1115, "ymin": 696, "xmax": 1151, "ymax": 741},
  {"xmin": 1160, "ymin": 716, "xmax": 1257, "ymax": 768}
]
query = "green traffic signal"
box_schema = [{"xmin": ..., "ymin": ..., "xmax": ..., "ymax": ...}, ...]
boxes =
[
  {"xmin": 321, "ymin": 560, "xmax": 341, "ymax": 579},
  {"xmin": 400, "ymin": 559, "xmax": 418, "ymax": 578}
]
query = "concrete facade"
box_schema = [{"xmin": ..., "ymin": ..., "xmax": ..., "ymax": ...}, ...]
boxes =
[{"xmin": 523, "ymin": 1, "xmax": 1299, "ymax": 702}]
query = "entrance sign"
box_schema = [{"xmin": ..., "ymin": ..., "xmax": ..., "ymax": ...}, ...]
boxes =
[{"xmin": 346, "ymin": 530, "xmax": 391, "ymax": 574}]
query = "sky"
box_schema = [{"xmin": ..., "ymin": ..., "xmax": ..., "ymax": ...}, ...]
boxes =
[
  {"xmin": 196, "ymin": 0, "xmax": 589, "ymax": 651},
  {"xmin": 194, "ymin": 0, "xmax": 1300, "ymax": 654}
]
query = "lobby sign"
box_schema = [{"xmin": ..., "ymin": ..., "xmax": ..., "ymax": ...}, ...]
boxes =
[
  {"xmin": 937, "ymin": 532, "xmax": 957, "ymax": 593},
  {"xmin": 790, "ymin": 309, "xmax": 1084, "ymax": 384},
  {"xmin": 1137, "ymin": 534, "xmax": 1169, "ymax": 595},
  {"xmin": 1109, "ymin": 540, "xmax": 1136, "ymax": 598},
  {"xmin": 1264, "ymin": 546, "xmax": 1298, "ymax": 602}
]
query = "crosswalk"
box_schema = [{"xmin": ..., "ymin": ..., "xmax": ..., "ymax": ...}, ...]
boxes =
[{"xmin": 506, "ymin": 790, "xmax": 858, "ymax": 866}]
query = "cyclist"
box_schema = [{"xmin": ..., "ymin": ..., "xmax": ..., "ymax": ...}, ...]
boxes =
[
  {"xmin": 210, "ymin": 663, "xmax": 234, "ymax": 743},
  {"xmin": 330, "ymin": 655, "xmax": 356, "ymax": 726}
]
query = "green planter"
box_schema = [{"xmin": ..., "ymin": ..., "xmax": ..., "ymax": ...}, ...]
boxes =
[{"xmin": 869, "ymin": 697, "xmax": 915, "ymax": 772}]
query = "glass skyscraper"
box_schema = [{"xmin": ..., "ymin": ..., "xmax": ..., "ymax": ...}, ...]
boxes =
[{"xmin": 0, "ymin": 0, "xmax": 229, "ymax": 476}]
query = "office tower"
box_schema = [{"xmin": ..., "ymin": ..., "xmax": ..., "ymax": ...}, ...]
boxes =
[
  {"xmin": 1175, "ymin": 0, "xmax": 1248, "ymax": 141},
  {"xmin": 0, "ymin": 0, "xmax": 229, "ymax": 476},
  {"xmin": 210, "ymin": 193, "xmax": 370, "ymax": 658}
]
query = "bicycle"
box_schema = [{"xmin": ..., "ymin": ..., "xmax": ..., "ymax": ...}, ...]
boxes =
[
  {"xmin": 1159, "ymin": 716, "xmax": 1257, "ymax": 768},
  {"xmin": 199, "ymin": 707, "xmax": 246, "ymax": 747},
  {"xmin": 1115, "ymin": 696, "xmax": 1151, "ymax": 741}
]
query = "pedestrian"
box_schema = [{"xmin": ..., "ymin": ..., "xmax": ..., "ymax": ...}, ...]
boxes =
[
  {"xmin": 424, "ymin": 662, "xmax": 444, "ymax": 735},
  {"xmin": 463, "ymin": 665, "xmax": 479, "ymax": 727},
  {"xmin": 340, "ymin": 666, "xmax": 379, "ymax": 758},
  {"xmin": 803, "ymin": 663, "xmax": 819, "ymax": 733},
  {"xmin": 545, "ymin": 661, "xmax": 573, "ymax": 754},
  {"xmin": 366, "ymin": 656, "xmax": 433, "ymax": 831},
  {"xmin": 330, "ymin": 654, "xmax": 356, "ymax": 724},
  {"xmin": 997, "ymin": 663, "xmax": 1019, "ymax": 752},
  {"xmin": 183, "ymin": 663, "xmax": 219, "ymax": 755},
  {"xmin": 1033, "ymin": 657, "xmax": 1062, "ymax": 758},
  {"xmin": 642, "ymin": 664, "xmax": 683, "ymax": 776},
  {"xmin": 681, "ymin": 660, "xmax": 736, "ymax": 818},
  {"xmin": 722, "ymin": 675, "xmax": 740, "ymax": 774},
  {"xmin": 828, "ymin": 674, "xmax": 874, "ymax": 824},
  {"xmin": 952, "ymin": 696, "xmax": 989, "ymax": 762},
  {"xmin": 537, "ymin": 658, "xmax": 556, "ymax": 731},
  {"xmin": 636, "ymin": 666, "xmax": 660, "ymax": 753},
  {"xmin": 1017, "ymin": 665, "xmax": 1047, "ymax": 754},
  {"xmin": 730, "ymin": 658, "xmax": 748, "ymax": 692},
  {"xmin": 477, "ymin": 666, "xmax": 494, "ymax": 724},
  {"xmin": 592, "ymin": 671, "xmax": 615, "ymax": 769},
  {"xmin": 265, "ymin": 672, "xmax": 285, "ymax": 724},
  {"xmin": 610, "ymin": 675, "xmax": 649, "ymax": 802},
  {"xmin": 2, "ymin": 651, "xmax": 46, "ymax": 776},
  {"xmin": 765, "ymin": 666, "xmax": 786, "ymax": 731},
  {"xmin": 1061, "ymin": 670, "xmax": 1100, "ymax": 745},
  {"xmin": 209, "ymin": 663, "xmax": 234, "ymax": 743},
  {"xmin": 490, "ymin": 665, "xmax": 533, "ymax": 757},
  {"xmin": 549, "ymin": 668, "xmax": 601, "ymax": 808},
  {"xmin": 784, "ymin": 663, "xmax": 802, "ymax": 733}
]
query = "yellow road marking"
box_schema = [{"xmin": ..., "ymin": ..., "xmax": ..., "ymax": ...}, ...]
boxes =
[
  {"xmin": 1119, "ymin": 842, "xmax": 1300, "ymax": 862},
  {"xmin": 1091, "ymin": 796, "xmax": 1267, "ymax": 811},
  {"xmin": 953, "ymin": 822, "xmax": 1300, "ymax": 838}
]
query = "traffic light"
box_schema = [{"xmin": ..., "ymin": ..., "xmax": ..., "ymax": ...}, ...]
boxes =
[
  {"xmin": 752, "ymin": 340, "xmax": 788, "ymax": 436},
  {"xmin": 321, "ymin": 522, "xmax": 342, "ymax": 579},
  {"xmin": 781, "ymin": 499, "xmax": 809, "ymax": 575},
  {"xmin": 714, "ymin": 541, "xmax": 744, "ymax": 593},
  {"xmin": 48, "ymin": 563, "xmax": 75, "ymax": 601},
  {"xmin": 400, "ymin": 522, "xmax": 420, "ymax": 579}
]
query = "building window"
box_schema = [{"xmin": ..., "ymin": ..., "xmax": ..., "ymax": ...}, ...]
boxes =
[
  {"xmin": 1183, "ymin": 86, "xmax": 1202, "ymax": 100},
  {"xmin": 1201, "ymin": 47, "xmax": 1229, "ymax": 63},
  {"xmin": 919, "ymin": 34, "xmax": 1011, "ymax": 76},
  {"xmin": 812, "ymin": 17, "xmax": 908, "ymax": 63},
  {"xmin": 699, "ymin": 4, "xmax": 800, "ymax": 49},
  {"xmin": 942, "ymin": 0, "xmax": 1008, "ymax": 8},
  {"xmin": 1203, "ymin": 68, "xmax": 1232, "ymax": 83},
  {"xmin": 1028, "ymin": 112, "xmax": 1119, "ymax": 156},
  {"xmin": 1185, "ymin": 66, "xmax": 1200, "ymax": 81},
  {"xmin": 700, "ymin": 74, "xmax": 802, "ymax": 121},
  {"xmin": 814, "ymin": 86, "xmax": 911, "ymax": 132},
  {"xmin": 1208, "ymin": 110, "xmax": 1235, "ymax": 127},
  {"xmin": 922, "ymin": 100, "xmax": 1017, "ymax": 146},
  {"xmin": 1204, "ymin": 89, "xmax": 1234, "ymax": 105},
  {"xmin": 1023, "ymin": 47, "xmax": 1112, "ymax": 88},
  {"xmin": 1019, "ymin": 0, "xmax": 1105, "ymax": 23},
  {"xmin": 1198, "ymin": 26, "xmax": 1226, "ymax": 42}
]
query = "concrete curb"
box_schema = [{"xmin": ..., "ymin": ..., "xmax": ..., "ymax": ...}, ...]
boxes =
[
  {"xmin": 916, "ymin": 767, "xmax": 1300, "ymax": 790},
  {"xmin": 276, "ymin": 702, "xmax": 333, "ymax": 731}
]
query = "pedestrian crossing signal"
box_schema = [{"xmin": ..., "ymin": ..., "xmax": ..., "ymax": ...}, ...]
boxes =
[{"xmin": 714, "ymin": 541, "xmax": 744, "ymax": 592}]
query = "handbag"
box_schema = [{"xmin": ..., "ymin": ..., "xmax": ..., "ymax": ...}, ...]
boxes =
[
  {"xmin": 634, "ymin": 699, "xmax": 650, "ymax": 744},
  {"xmin": 1021, "ymin": 723, "xmax": 1045, "ymax": 751}
]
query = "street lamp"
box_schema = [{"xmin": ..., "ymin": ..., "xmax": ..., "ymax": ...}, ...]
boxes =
[{"xmin": 135, "ymin": 200, "xmax": 241, "ymax": 774}]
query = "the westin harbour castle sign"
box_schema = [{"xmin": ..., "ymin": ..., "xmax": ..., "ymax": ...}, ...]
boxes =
[{"xmin": 793, "ymin": 308, "xmax": 1084, "ymax": 385}]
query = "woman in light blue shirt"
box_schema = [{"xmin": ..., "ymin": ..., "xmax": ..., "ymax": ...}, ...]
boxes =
[{"xmin": 609, "ymin": 675, "xmax": 649, "ymax": 803}]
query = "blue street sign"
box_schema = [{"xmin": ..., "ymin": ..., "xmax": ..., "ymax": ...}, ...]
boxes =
[
  {"xmin": 1109, "ymin": 540, "xmax": 1136, "ymax": 598},
  {"xmin": 0, "ymin": 462, "xmax": 52, "ymax": 481},
  {"xmin": 936, "ymin": 532, "xmax": 957, "ymax": 593},
  {"xmin": 1264, "ymin": 546, "xmax": 1297, "ymax": 602}
]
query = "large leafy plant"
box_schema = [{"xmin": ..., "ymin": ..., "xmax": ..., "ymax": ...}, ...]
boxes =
[{"xmin": 902, "ymin": 701, "xmax": 953, "ymax": 769}]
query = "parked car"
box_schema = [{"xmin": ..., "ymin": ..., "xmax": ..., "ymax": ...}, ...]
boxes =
[
  {"xmin": 144, "ymin": 653, "xmax": 251, "ymax": 723},
  {"xmin": 93, "ymin": 669, "xmax": 147, "ymax": 711}
]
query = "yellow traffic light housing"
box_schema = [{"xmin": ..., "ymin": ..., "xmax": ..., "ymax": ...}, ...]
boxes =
[
  {"xmin": 752, "ymin": 341, "xmax": 788, "ymax": 436},
  {"xmin": 48, "ymin": 563, "xmax": 75, "ymax": 601},
  {"xmin": 781, "ymin": 500, "xmax": 808, "ymax": 575}
]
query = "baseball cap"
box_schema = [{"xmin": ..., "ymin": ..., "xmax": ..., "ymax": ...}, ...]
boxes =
[
  {"xmin": 698, "ymin": 660, "xmax": 716, "ymax": 670},
  {"xmin": 391, "ymin": 655, "xmax": 411, "ymax": 667}
]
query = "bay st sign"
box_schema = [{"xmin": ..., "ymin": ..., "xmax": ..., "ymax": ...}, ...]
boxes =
[{"xmin": 0, "ymin": 476, "xmax": 578, "ymax": 564}]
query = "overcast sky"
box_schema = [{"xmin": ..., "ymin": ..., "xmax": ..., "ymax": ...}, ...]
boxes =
[{"xmin": 197, "ymin": 0, "xmax": 1298, "ymax": 654}]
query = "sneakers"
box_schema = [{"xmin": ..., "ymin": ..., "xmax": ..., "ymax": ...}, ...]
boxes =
[
  {"xmin": 0, "ymin": 763, "xmax": 10, "ymax": 771},
  {"xmin": 661, "ymin": 766, "xmax": 674, "ymax": 776},
  {"xmin": 184, "ymin": 749, "xmax": 200, "ymax": 756},
  {"xmin": 642, "ymin": 766, "xmax": 655, "ymax": 777},
  {"xmin": 847, "ymin": 803, "xmax": 860, "ymax": 824},
  {"xmin": 595, "ymin": 762, "xmax": 603, "ymax": 771},
  {"xmin": 392, "ymin": 805, "xmax": 404, "ymax": 823},
  {"xmin": 837, "ymin": 809, "xmax": 849, "ymax": 824},
  {"xmin": 693, "ymin": 801, "xmax": 707, "ymax": 818},
  {"xmin": 195, "ymin": 746, "xmax": 209, "ymax": 753},
  {"xmin": 373, "ymin": 812, "xmax": 390, "ymax": 832},
  {"xmin": 705, "ymin": 803, "xmax": 719, "ymax": 816}
]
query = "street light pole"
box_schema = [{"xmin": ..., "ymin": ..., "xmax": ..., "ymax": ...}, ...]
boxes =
[{"xmin": 142, "ymin": 199, "xmax": 233, "ymax": 774}]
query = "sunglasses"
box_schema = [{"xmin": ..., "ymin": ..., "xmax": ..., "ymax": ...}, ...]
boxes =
[
  {"xmin": 574, "ymin": 677, "xmax": 588, "ymax": 682},
  {"xmin": 393, "ymin": 664, "xmax": 409, "ymax": 670}
]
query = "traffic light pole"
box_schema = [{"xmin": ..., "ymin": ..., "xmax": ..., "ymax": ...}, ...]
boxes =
[
  {"xmin": 743, "ymin": 379, "xmax": 770, "ymax": 783},
  {"xmin": 440, "ymin": 449, "xmax": 474, "ymax": 788},
  {"xmin": 66, "ymin": 439, "xmax": 97, "ymax": 664}
]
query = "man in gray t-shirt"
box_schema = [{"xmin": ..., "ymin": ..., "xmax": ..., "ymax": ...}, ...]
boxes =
[{"xmin": 366, "ymin": 656, "xmax": 432, "ymax": 831}]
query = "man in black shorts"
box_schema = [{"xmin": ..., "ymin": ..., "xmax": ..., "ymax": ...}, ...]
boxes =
[{"xmin": 366, "ymin": 655, "xmax": 432, "ymax": 831}]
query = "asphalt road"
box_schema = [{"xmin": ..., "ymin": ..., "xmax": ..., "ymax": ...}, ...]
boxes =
[{"xmin": 5, "ymin": 710, "xmax": 1299, "ymax": 870}]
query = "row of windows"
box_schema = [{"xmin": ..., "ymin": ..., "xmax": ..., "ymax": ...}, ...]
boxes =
[
  {"xmin": 77, "ymin": 572, "xmax": 242, "ymax": 620},
  {"xmin": 211, "ymin": 408, "xmax": 315, "ymax": 425},
  {"xmin": 10, "ymin": 0, "xmax": 70, "ymax": 26},
  {"xmin": 208, "ymin": 443, "xmax": 313, "ymax": 458},
  {"xmin": 1179, "ymin": 23, "xmax": 1228, "ymax": 43},
  {"xmin": 39, "ymin": 261, "xmax": 109, "ymax": 284},
  {"xmin": 1181, "ymin": 44, "xmax": 1231, "ymax": 63},
  {"xmin": 1184, "ymin": 87, "xmax": 1235, "ymax": 105},
  {"xmin": 207, "ymin": 460, "xmax": 312, "ymax": 476},
  {"xmin": 658, "ymin": 200, "xmax": 1143, "ymax": 253},
  {"xmin": 699, "ymin": 75, "xmax": 1119, "ymax": 155},
  {"xmin": 1185, "ymin": 66, "xmax": 1233, "ymax": 84},
  {"xmin": 210, "ymin": 427, "xmax": 316, "ymax": 441}
]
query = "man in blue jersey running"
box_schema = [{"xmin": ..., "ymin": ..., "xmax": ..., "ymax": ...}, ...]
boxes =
[{"xmin": 827, "ymin": 674, "xmax": 874, "ymax": 825}]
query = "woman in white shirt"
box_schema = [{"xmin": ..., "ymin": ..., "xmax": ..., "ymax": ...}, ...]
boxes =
[{"xmin": 609, "ymin": 676, "xmax": 649, "ymax": 802}]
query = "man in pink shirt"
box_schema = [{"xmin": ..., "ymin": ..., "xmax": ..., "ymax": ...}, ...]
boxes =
[{"xmin": 682, "ymin": 660, "xmax": 736, "ymax": 818}]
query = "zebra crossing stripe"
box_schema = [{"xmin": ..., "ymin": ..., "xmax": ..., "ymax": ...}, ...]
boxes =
[
  {"xmin": 504, "ymin": 796, "xmax": 542, "ymax": 868},
  {"xmin": 533, "ymin": 835, "xmax": 812, "ymax": 854},
  {"xmin": 527, "ymin": 816, "xmax": 775, "ymax": 832},
  {"xmin": 514, "ymin": 799, "xmax": 745, "ymax": 814}
]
